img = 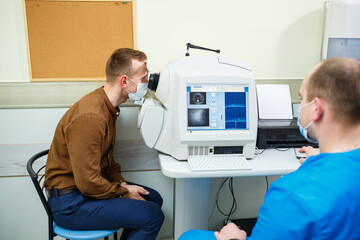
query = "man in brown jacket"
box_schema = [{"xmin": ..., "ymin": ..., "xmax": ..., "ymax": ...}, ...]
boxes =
[{"xmin": 44, "ymin": 48, "xmax": 164, "ymax": 240}]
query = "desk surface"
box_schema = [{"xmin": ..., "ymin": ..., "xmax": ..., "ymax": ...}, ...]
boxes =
[{"xmin": 159, "ymin": 148, "xmax": 302, "ymax": 178}]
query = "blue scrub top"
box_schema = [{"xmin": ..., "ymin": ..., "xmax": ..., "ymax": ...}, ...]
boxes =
[{"xmin": 249, "ymin": 148, "xmax": 360, "ymax": 240}]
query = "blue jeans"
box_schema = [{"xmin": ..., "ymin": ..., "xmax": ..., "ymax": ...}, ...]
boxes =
[{"xmin": 48, "ymin": 182, "xmax": 164, "ymax": 240}]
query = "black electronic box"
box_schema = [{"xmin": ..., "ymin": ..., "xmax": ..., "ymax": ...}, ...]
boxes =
[{"xmin": 256, "ymin": 118, "xmax": 318, "ymax": 149}]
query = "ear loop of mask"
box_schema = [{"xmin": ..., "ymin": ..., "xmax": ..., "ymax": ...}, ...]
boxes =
[{"xmin": 297, "ymin": 99, "xmax": 323, "ymax": 144}]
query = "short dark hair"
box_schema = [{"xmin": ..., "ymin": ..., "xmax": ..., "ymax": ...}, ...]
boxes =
[
  {"xmin": 307, "ymin": 57, "xmax": 360, "ymax": 126},
  {"xmin": 105, "ymin": 48, "xmax": 147, "ymax": 83}
]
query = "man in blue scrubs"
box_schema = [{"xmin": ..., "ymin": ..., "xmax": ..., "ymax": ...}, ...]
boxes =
[{"xmin": 182, "ymin": 57, "xmax": 360, "ymax": 240}]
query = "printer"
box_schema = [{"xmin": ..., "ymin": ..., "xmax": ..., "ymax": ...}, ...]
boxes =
[
  {"xmin": 255, "ymin": 84, "xmax": 318, "ymax": 149},
  {"xmin": 256, "ymin": 118, "xmax": 318, "ymax": 149}
]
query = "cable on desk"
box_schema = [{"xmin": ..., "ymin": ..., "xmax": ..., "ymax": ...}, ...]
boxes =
[
  {"xmin": 254, "ymin": 146, "xmax": 260, "ymax": 156},
  {"xmin": 257, "ymin": 146, "xmax": 292, "ymax": 156},
  {"xmin": 255, "ymin": 146, "xmax": 268, "ymax": 157},
  {"xmin": 274, "ymin": 147, "xmax": 291, "ymax": 152},
  {"xmin": 293, "ymin": 147, "xmax": 299, "ymax": 158}
]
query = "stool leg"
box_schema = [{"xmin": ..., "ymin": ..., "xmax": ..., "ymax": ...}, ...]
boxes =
[{"xmin": 113, "ymin": 231, "xmax": 118, "ymax": 240}]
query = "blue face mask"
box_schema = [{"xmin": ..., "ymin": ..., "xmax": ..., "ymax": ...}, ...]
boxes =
[
  {"xmin": 297, "ymin": 100, "xmax": 318, "ymax": 143},
  {"xmin": 126, "ymin": 77, "xmax": 148, "ymax": 105}
]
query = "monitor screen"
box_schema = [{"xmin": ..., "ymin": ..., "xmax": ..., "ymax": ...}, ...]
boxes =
[
  {"xmin": 186, "ymin": 84, "xmax": 249, "ymax": 132},
  {"xmin": 327, "ymin": 38, "xmax": 360, "ymax": 61}
]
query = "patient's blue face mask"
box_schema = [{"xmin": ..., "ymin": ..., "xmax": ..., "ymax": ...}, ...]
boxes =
[{"xmin": 297, "ymin": 99, "xmax": 318, "ymax": 144}]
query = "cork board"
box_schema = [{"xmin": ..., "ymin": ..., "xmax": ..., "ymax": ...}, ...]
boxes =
[{"xmin": 24, "ymin": 0, "xmax": 135, "ymax": 81}]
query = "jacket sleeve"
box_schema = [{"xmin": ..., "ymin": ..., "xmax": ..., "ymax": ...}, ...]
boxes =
[
  {"xmin": 103, "ymin": 156, "xmax": 126, "ymax": 184},
  {"xmin": 64, "ymin": 114, "xmax": 128, "ymax": 199}
]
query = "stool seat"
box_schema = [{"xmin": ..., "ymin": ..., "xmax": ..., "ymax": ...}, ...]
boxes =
[
  {"xmin": 178, "ymin": 229, "xmax": 216, "ymax": 240},
  {"xmin": 54, "ymin": 222, "xmax": 118, "ymax": 240}
]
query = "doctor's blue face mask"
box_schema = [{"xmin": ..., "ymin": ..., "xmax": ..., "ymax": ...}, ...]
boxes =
[{"xmin": 297, "ymin": 99, "xmax": 318, "ymax": 144}]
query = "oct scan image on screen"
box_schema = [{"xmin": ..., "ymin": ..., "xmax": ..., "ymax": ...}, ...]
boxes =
[
  {"xmin": 186, "ymin": 84, "xmax": 249, "ymax": 132},
  {"xmin": 188, "ymin": 108, "xmax": 210, "ymax": 127}
]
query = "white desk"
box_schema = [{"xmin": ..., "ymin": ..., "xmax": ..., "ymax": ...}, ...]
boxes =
[{"xmin": 158, "ymin": 149, "xmax": 301, "ymax": 240}]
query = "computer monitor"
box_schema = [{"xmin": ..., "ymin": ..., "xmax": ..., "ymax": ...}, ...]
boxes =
[
  {"xmin": 327, "ymin": 38, "xmax": 360, "ymax": 60},
  {"xmin": 187, "ymin": 84, "xmax": 249, "ymax": 131},
  {"xmin": 138, "ymin": 56, "xmax": 258, "ymax": 160}
]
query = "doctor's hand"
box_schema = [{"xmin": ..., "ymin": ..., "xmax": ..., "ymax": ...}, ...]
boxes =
[
  {"xmin": 120, "ymin": 182, "xmax": 149, "ymax": 201},
  {"xmin": 214, "ymin": 223, "xmax": 247, "ymax": 240},
  {"xmin": 298, "ymin": 146, "xmax": 320, "ymax": 163}
]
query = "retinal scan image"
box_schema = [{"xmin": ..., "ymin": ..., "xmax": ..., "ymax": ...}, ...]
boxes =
[{"xmin": 190, "ymin": 92, "xmax": 206, "ymax": 105}]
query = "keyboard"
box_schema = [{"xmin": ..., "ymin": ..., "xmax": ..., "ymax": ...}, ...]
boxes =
[{"xmin": 188, "ymin": 155, "xmax": 252, "ymax": 171}]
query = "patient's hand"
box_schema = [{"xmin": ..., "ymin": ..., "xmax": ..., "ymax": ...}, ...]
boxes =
[
  {"xmin": 121, "ymin": 182, "xmax": 149, "ymax": 201},
  {"xmin": 214, "ymin": 223, "xmax": 247, "ymax": 240},
  {"xmin": 298, "ymin": 146, "xmax": 320, "ymax": 163}
]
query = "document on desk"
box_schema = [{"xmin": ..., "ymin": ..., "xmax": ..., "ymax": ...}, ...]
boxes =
[{"xmin": 256, "ymin": 84, "xmax": 293, "ymax": 122}]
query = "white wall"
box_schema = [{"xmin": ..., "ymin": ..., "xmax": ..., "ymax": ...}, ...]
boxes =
[
  {"xmin": 0, "ymin": 0, "xmax": 29, "ymax": 82},
  {"xmin": 136, "ymin": 0, "xmax": 324, "ymax": 79},
  {"xmin": 0, "ymin": 0, "xmax": 325, "ymax": 83},
  {"xmin": 0, "ymin": 107, "xmax": 142, "ymax": 145}
]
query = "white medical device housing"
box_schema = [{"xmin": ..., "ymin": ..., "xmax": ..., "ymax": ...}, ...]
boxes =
[
  {"xmin": 322, "ymin": 0, "xmax": 360, "ymax": 60},
  {"xmin": 138, "ymin": 56, "xmax": 258, "ymax": 160}
]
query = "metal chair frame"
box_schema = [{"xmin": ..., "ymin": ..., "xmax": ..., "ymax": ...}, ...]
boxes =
[{"xmin": 27, "ymin": 149, "xmax": 119, "ymax": 240}]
